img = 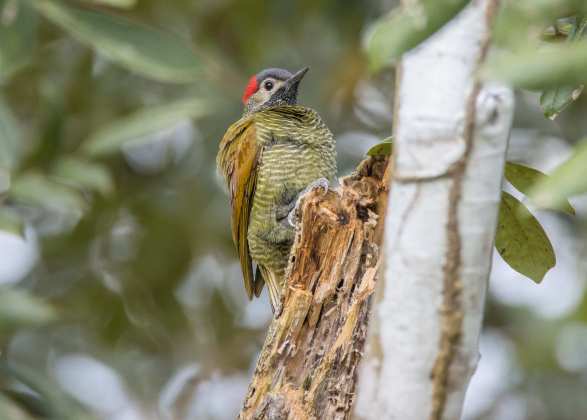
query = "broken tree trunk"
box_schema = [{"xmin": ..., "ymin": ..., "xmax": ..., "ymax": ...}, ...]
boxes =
[
  {"xmin": 238, "ymin": 156, "xmax": 389, "ymax": 420},
  {"xmin": 239, "ymin": 1, "xmax": 515, "ymax": 417}
]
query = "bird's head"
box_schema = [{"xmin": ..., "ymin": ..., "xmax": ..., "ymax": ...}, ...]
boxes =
[{"xmin": 242, "ymin": 67, "xmax": 309, "ymax": 114}]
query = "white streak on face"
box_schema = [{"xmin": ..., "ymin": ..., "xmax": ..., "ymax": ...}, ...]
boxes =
[{"xmin": 249, "ymin": 77, "xmax": 286, "ymax": 109}]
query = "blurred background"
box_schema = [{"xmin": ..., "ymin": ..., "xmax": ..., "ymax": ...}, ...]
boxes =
[{"xmin": 0, "ymin": 0, "xmax": 586, "ymax": 419}]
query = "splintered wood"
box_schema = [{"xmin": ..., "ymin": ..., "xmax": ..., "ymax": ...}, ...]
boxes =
[{"xmin": 239, "ymin": 156, "xmax": 388, "ymax": 420}]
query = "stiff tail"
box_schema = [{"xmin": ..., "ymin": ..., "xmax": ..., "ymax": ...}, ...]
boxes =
[{"xmin": 257, "ymin": 265, "xmax": 283, "ymax": 313}]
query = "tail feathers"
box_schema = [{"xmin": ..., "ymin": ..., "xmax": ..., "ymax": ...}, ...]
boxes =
[
  {"xmin": 257, "ymin": 265, "xmax": 283, "ymax": 313},
  {"xmin": 254, "ymin": 266, "xmax": 264, "ymax": 297}
]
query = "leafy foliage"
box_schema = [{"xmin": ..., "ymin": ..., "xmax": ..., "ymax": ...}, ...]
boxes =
[
  {"xmin": 86, "ymin": 0, "xmax": 137, "ymax": 8},
  {"xmin": 0, "ymin": 1, "xmax": 383, "ymax": 417},
  {"xmin": 52, "ymin": 157, "xmax": 114, "ymax": 196},
  {"xmin": 505, "ymin": 162, "xmax": 575, "ymax": 215},
  {"xmin": 83, "ymin": 98, "xmax": 212, "ymax": 157},
  {"xmin": 366, "ymin": 136, "xmax": 392, "ymax": 156},
  {"xmin": 0, "ymin": 0, "xmax": 38, "ymax": 83},
  {"xmin": 0, "ymin": 0, "xmax": 585, "ymax": 417},
  {"xmin": 10, "ymin": 172, "xmax": 87, "ymax": 213},
  {"xmin": 530, "ymin": 138, "xmax": 587, "ymax": 211},
  {"xmin": 0, "ymin": 361, "xmax": 97, "ymax": 420},
  {"xmin": 0, "ymin": 97, "xmax": 21, "ymax": 171},
  {"xmin": 31, "ymin": 0, "xmax": 203, "ymax": 83},
  {"xmin": 495, "ymin": 192, "xmax": 556, "ymax": 284},
  {"xmin": 484, "ymin": 42, "xmax": 587, "ymax": 90},
  {"xmin": 540, "ymin": 84, "xmax": 584, "ymax": 120},
  {"xmin": 0, "ymin": 207, "xmax": 23, "ymax": 236},
  {"xmin": 366, "ymin": 140, "xmax": 565, "ymax": 283},
  {"xmin": 0, "ymin": 0, "xmax": 213, "ymax": 230},
  {"xmin": 363, "ymin": 0, "xmax": 587, "ymax": 289},
  {"xmin": 364, "ymin": 0, "xmax": 469, "ymax": 71},
  {"xmin": 0, "ymin": 287, "xmax": 56, "ymax": 334},
  {"xmin": 484, "ymin": 3, "xmax": 587, "ymax": 90},
  {"xmin": 0, "ymin": 394, "xmax": 34, "ymax": 420},
  {"xmin": 539, "ymin": 17, "xmax": 586, "ymax": 119}
]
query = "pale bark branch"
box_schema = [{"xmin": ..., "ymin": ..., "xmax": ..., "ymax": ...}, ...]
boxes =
[{"xmin": 355, "ymin": 1, "xmax": 514, "ymax": 419}]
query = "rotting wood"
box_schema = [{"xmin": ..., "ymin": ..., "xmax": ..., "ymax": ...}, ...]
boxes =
[{"xmin": 239, "ymin": 155, "xmax": 388, "ymax": 420}]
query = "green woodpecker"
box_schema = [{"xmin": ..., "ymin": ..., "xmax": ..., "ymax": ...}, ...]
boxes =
[{"xmin": 217, "ymin": 67, "xmax": 337, "ymax": 311}]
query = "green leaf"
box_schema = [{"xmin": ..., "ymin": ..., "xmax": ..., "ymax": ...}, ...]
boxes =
[
  {"xmin": 0, "ymin": 206, "xmax": 23, "ymax": 236},
  {"xmin": 53, "ymin": 157, "xmax": 113, "ymax": 195},
  {"xmin": 574, "ymin": 16, "xmax": 587, "ymax": 37},
  {"xmin": 483, "ymin": 41, "xmax": 587, "ymax": 90},
  {"xmin": 82, "ymin": 98, "xmax": 211, "ymax": 157},
  {"xmin": 504, "ymin": 162, "xmax": 575, "ymax": 215},
  {"xmin": 0, "ymin": 362, "xmax": 97, "ymax": 420},
  {"xmin": 539, "ymin": 17, "xmax": 586, "ymax": 119},
  {"xmin": 0, "ymin": 0, "xmax": 39, "ymax": 82},
  {"xmin": 494, "ymin": 1, "xmax": 587, "ymax": 48},
  {"xmin": 0, "ymin": 170, "xmax": 7, "ymax": 194},
  {"xmin": 0, "ymin": 287, "xmax": 56, "ymax": 331},
  {"xmin": 364, "ymin": 0, "xmax": 469, "ymax": 71},
  {"xmin": 0, "ymin": 97, "xmax": 21, "ymax": 171},
  {"xmin": 10, "ymin": 172, "xmax": 87, "ymax": 213},
  {"xmin": 366, "ymin": 137, "xmax": 393, "ymax": 156},
  {"xmin": 0, "ymin": 394, "xmax": 35, "ymax": 420},
  {"xmin": 540, "ymin": 85, "xmax": 584, "ymax": 119},
  {"xmin": 32, "ymin": 0, "xmax": 202, "ymax": 83},
  {"xmin": 84, "ymin": 0, "xmax": 137, "ymax": 9},
  {"xmin": 529, "ymin": 139, "xmax": 587, "ymax": 210},
  {"xmin": 495, "ymin": 192, "xmax": 555, "ymax": 284}
]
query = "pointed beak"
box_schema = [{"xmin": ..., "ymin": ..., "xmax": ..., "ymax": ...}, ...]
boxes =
[
  {"xmin": 288, "ymin": 67, "xmax": 309, "ymax": 85},
  {"xmin": 284, "ymin": 67, "xmax": 309, "ymax": 92}
]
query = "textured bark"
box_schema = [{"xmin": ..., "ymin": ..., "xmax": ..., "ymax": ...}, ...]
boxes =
[
  {"xmin": 239, "ymin": 156, "xmax": 388, "ymax": 420},
  {"xmin": 240, "ymin": 1, "xmax": 515, "ymax": 418}
]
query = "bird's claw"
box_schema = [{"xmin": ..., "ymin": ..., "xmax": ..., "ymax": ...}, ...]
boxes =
[
  {"xmin": 273, "ymin": 299, "xmax": 284, "ymax": 317},
  {"xmin": 287, "ymin": 208, "xmax": 297, "ymax": 228},
  {"xmin": 287, "ymin": 178, "xmax": 329, "ymax": 227},
  {"xmin": 307, "ymin": 177, "xmax": 329, "ymax": 193}
]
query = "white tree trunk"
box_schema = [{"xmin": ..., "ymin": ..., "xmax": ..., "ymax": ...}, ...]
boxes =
[{"xmin": 355, "ymin": 1, "xmax": 514, "ymax": 419}]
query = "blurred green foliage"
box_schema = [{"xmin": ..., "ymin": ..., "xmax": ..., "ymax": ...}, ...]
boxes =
[
  {"xmin": 32, "ymin": 0, "xmax": 204, "ymax": 83},
  {"xmin": 505, "ymin": 162, "xmax": 575, "ymax": 216},
  {"xmin": 364, "ymin": 0, "xmax": 470, "ymax": 71},
  {"xmin": 0, "ymin": 0, "xmax": 586, "ymax": 418},
  {"xmin": 530, "ymin": 138, "xmax": 587, "ymax": 211}
]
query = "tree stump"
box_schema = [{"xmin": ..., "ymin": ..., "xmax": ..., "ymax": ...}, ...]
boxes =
[{"xmin": 239, "ymin": 156, "xmax": 389, "ymax": 419}]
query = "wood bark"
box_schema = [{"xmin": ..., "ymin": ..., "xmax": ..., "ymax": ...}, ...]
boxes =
[
  {"xmin": 355, "ymin": 1, "xmax": 515, "ymax": 419},
  {"xmin": 240, "ymin": 1, "xmax": 515, "ymax": 418},
  {"xmin": 238, "ymin": 156, "xmax": 389, "ymax": 420}
]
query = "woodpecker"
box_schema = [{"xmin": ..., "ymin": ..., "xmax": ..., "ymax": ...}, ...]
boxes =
[{"xmin": 217, "ymin": 67, "xmax": 337, "ymax": 311}]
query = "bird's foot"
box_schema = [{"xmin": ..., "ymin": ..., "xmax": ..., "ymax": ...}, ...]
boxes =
[
  {"xmin": 287, "ymin": 177, "xmax": 329, "ymax": 227},
  {"xmin": 273, "ymin": 298, "xmax": 284, "ymax": 318}
]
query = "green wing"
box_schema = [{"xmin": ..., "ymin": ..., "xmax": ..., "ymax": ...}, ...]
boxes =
[{"xmin": 217, "ymin": 117, "xmax": 263, "ymax": 299}]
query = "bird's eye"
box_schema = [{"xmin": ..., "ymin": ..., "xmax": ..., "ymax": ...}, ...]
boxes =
[{"xmin": 264, "ymin": 80, "xmax": 274, "ymax": 90}]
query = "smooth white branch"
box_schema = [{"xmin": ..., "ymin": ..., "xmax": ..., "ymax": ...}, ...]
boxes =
[{"xmin": 355, "ymin": 0, "xmax": 514, "ymax": 419}]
